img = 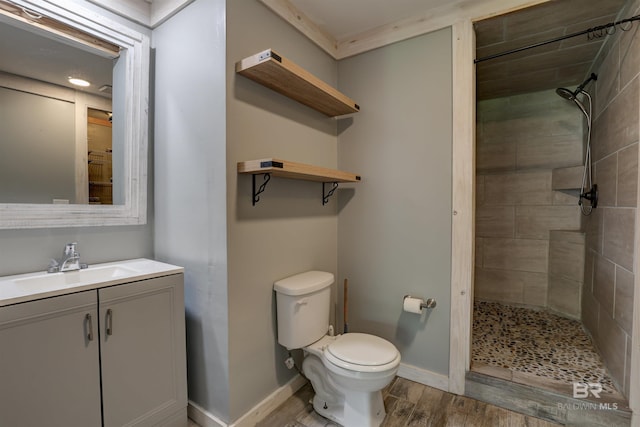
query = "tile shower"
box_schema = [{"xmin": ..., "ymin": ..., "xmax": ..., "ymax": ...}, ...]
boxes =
[{"xmin": 474, "ymin": 12, "xmax": 639, "ymax": 399}]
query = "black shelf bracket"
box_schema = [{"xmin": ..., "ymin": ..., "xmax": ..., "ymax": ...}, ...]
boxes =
[
  {"xmin": 322, "ymin": 182, "xmax": 339, "ymax": 205},
  {"xmin": 252, "ymin": 173, "xmax": 271, "ymax": 205}
]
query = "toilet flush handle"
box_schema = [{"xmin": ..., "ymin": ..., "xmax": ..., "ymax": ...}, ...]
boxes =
[{"xmin": 295, "ymin": 299, "xmax": 308, "ymax": 306}]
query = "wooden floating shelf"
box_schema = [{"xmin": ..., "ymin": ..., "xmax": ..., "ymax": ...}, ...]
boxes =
[
  {"xmin": 235, "ymin": 49, "xmax": 360, "ymax": 117},
  {"xmin": 238, "ymin": 158, "xmax": 361, "ymax": 183},
  {"xmin": 238, "ymin": 158, "xmax": 361, "ymax": 206}
]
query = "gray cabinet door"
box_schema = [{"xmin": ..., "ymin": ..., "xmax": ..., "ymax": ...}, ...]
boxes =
[
  {"xmin": 0, "ymin": 290, "xmax": 102, "ymax": 427},
  {"xmin": 99, "ymin": 274, "xmax": 187, "ymax": 427}
]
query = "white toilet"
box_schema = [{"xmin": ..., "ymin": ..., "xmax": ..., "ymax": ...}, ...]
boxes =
[{"xmin": 274, "ymin": 271, "xmax": 400, "ymax": 427}]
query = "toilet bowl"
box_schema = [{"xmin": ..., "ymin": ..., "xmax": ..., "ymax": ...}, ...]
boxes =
[
  {"xmin": 303, "ymin": 333, "xmax": 400, "ymax": 427},
  {"xmin": 274, "ymin": 271, "xmax": 401, "ymax": 427}
]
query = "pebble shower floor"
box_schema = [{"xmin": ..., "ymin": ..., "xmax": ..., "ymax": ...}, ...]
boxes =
[{"xmin": 472, "ymin": 301, "xmax": 617, "ymax": 393}]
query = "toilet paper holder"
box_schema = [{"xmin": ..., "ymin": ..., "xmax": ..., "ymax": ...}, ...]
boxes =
[{"xmin": 404, "ymin": 295, "xmax": 437, "ymax": 310}]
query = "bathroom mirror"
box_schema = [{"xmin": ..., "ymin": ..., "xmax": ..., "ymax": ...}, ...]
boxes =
[{"xmin": 0, "ymin": 0, "xmax": 149, "ymax": 228}]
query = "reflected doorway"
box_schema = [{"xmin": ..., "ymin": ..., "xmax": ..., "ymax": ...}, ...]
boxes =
[{"xmin": 87, "ymin": 107, "xmax": 112, "ymax": 204}]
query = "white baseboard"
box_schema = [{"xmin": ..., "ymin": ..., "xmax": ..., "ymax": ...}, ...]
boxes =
[
  {"xmin": 187, "ymin": 374, "xmax": 308, "ymax": 427},
  {"xmin": 230, "ymin": 374, "xmax": 308, "ymax": 427},
  {"xmin": 397, "ymin": 362, "xmax": 450, "ymax": 392},
  {"xmin": 189, "ymin": 366, "xmax": 446, "ymax": 426},
  {"xmin": 187, "ymin": 401, "xmax": 227, "ymax": 427}
]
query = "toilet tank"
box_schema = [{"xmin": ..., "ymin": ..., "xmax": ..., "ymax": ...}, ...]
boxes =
[{"xmin": 274, "ymin": 271, "xmax": 334, "ymax": 349}]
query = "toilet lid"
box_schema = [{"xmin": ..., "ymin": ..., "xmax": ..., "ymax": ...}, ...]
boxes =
[{"xmin": 327, "ymin": 333, "xmax": 398, "ymax": 366}]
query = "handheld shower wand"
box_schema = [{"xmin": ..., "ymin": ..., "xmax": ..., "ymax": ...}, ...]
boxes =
[{"xmin": 556, "ymin": 73, "xmax": 598, "ymax": 215}]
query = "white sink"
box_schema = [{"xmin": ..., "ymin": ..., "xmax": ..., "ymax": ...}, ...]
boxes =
[
  {"xmin": 0, "ymin": 259, "xmax": 183, "ymax": 306},
  {"xmin": 13, "ymin": 265, "xmax": 138, "ymax": 290}
]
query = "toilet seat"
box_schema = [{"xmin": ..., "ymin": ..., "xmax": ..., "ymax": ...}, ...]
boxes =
[{"xmin": 324, "ymin": 333, "xmax": 400, "ymax": 373}]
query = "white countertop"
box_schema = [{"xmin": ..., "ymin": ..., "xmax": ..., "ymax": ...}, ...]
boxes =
[{"xmin": 0, "ymin": 258, "xmax": 183, "ymax": 307}]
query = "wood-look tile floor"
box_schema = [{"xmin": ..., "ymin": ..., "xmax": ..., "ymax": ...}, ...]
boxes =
[{"xmin": 248, "ymin": 377, "xmax": 562, "ymax": 427}]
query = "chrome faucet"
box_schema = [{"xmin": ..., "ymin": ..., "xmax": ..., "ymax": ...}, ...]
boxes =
[{"xmin": 48, "ymin": 242, "xmax": 88, "ymax": 273}]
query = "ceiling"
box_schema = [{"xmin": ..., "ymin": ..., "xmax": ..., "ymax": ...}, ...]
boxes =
[
  {"xmin": 262, "ymin": 0, "xmax": 632, "ymax": 99},
  {"xmin": 2, "ymin": 0, "xmax": 632, "ymax": 102},
  {"xmin": 0, "ymin": 13, "xmax": 113, "ymax": 98},
  {"xmin": 289, "ymin": 0, "xmax": 445, "ymax": 41}
]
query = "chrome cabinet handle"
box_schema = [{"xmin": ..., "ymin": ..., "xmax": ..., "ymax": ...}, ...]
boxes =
[
  {"xmin": 85, "ymin": 313, "xmax": 93, "ymax": 341},
  {"xmin": 106, "ymin": 309, "xmax": 113, "ymax": 336}
]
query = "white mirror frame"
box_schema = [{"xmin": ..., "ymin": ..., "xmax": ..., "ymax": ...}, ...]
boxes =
[{"xmin": 0, "ymin": 0, "xmax": 149, "ymax": 229}]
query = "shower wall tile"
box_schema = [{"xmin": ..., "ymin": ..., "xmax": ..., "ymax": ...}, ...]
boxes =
[
  {"xmin": 477, "ymin": 97, "xmax": 510, "ymax": 116},
  {"xmin": 548, "ymin": 276, "xmax": 581, "ymax": 319},
  {"xmin": 477, "ymin": 90, "xmax": 603, "ymax": 312},
  {"xmin": 508, "ymin": 44, "xmax": 599, "ymax": 80},
  {"xmin": 617, "ymin": 143, "xmax": 638, "ymax": 207},
  {"xmin": 548, "ymin": 231, "xmax": 585, "ymax": 318},
  {"xmin": 594, "ymin": 39, "xmax": 619, "ymax": 118},
  {"xmin": 474, "ymin": 267, "xmax": 548, "ymax": 305},
  {"xmin": 593, "ymin": 254, "xmax": 615, "ymax": 316},
  {"xmin": 516, "ymin": 134, "xmax": 583, "ymax": 170},
  {"xmin": 549, "ymin": 230, "xmax": 585, "ymax": 245},
  {"xmin": 593, "ymin": 153, "xmax": 618, "ymax": 207},
  {"xmin": 483, "ymin": 238, "xmax": 548, "ymax": 273},
  {"xmin": 476, "ymin": 175, "xmax": 485, "ymax": 207},
  {"xmin": 619, "ymin": 23, "xmax": 640, "ymax": 89},
  {"xmin": 476, "ymin": 141, "xmax": 516, "ymax": 172},
  {"xmin": 583, "ymin": 249, "xmax": 595, "ymax": 294},
  {"xmin": 502, "ymin": 0, "xmax": 625, "ymax": 42},
  {"xmin": 597, "ymin": 311, "xmax": 627, "ymax": 390},
  {"xmin": 581, "ymin": 288, "xmax": 599, "ymax": 343},
  {"xmin": 603, "ymin": 208, "xmax": 635, "ymax": 270},
  {"xmin": 593, "ymin": 77, "xmax": 640, "ymax": 161},
  {"xmin": 509, "ymin": 90, "xmax": 572, "ymax": 108},
  {"xmin": 481, "ymin": 97, "xmax": 572, "ymax": 122},
  {"xmin": 484, "ymin": 171, "xmax": 552, "ymax": 205},
  {"xmin": 478, "ymin": 69, "xmax": 558, "ymax": 101},
  {"xmin": 584, "ymin": 208, "xmax": 603, "ymax": 253},
  {"xmin": 482, "ymin": 108, "xmax": 580, "ymax": 140},
  {"xmin": 476, "ymin": 61, "xmax": 508, "ymax": 84},
  {"xmin": 475, "ymin": 238, "xmax": 484, "ymax": 268},
  {"xmin": 614, "ymin": 266, "xmax": 634, "ymax": 335},
  {"xmin": 476, "ymin": 206, "xmax": 515, "ymax": 238},
  {"xmin": 474, "ymin": 267, "xmax": 524, "ymax": 304},
  {"xmin": 548, "ymin": 233, "xmax": 585, "ymax": 282},
  {"xmin": 625, "ymin": 335, "xmax": 632, "ymax": 398},
  {"xmin": 523, "ymin": 277, "xmax": 548, "ymax": 306},
  {"xmin": 515, "ymin": 205, "xmax": 581, "ymax": 239},
  {"xmin": 583, "ymin": 16, "xmax": 638, "ymax": 398},
  {"xmin": 552, "ymin": 190, "xmax": 579, "ymax": 206}
]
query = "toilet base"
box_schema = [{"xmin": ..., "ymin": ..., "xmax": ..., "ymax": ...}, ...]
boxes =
[
  {"xmin": 303, "ymin": 355, "xmax": 386, "ymax": 427},
  {"xmin": 312, "ymin": 389, "xmax": 385, "ymax": 427}
]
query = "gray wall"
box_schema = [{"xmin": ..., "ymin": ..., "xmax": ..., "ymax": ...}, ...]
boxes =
[
  {"xmin": 227, "ymin": 0, "xmax": 339, "ymax": 421},
  {"xmin": 152, "ymin": 0, "xmax": 229, "ymax": 421},
  {"xmin": 337, "ymin": 28, "xmax": 453, "ymax": 376},
  {"xmin": 0, "ymin": 0, "xmax": 152, "ymax": 278},
  {"xmin": 0, "ymin": 88, "xmax": 76, "ymax": 204}
]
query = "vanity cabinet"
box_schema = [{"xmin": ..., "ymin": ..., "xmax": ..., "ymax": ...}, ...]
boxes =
[
  {"xmin": 0, "ymin": 290, "xmax": 102, "ymax": 426},
  {"xmin": 0, "ymin": 274, "xmax": 187, "ymax": 427}
]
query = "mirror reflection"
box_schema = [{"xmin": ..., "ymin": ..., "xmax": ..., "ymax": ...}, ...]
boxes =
[{"xmin": 0, "ymin": 16, "xmax": 122, "ymax": 204}]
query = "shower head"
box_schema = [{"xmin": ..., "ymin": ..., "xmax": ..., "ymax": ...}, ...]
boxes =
[
  {"xmin": 556, "ymin": 73, "xmax": 598, "ymax": 103},
  {"xmin": 556, "ymin": 87, "xmax": 576, "ymax": 101},
  {"xmin": 576, "ymin": 73, "xmax": 598, "ymax": 93}
]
